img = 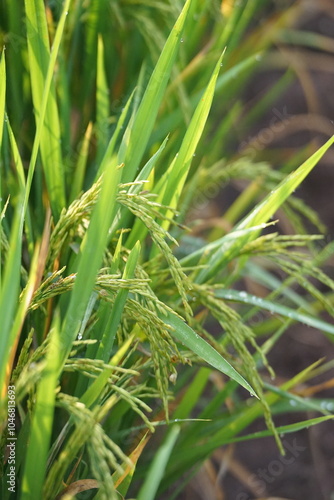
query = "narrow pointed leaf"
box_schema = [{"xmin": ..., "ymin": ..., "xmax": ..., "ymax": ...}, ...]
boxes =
[
  {"xmin": 223, "ymin": 415, "xmax": 334, "ymax": 444},
  {"xmin": 122, "ymin": 0, "xmax": 192, "ymax": 182},
  {"xmin": 58, "ymin": 159, "xmax": 122, "ymax": 372},
  {"xmin": 69, "ymin": 122, "xmax": 93, "ymax": 202},
  {"xmin": 0, "ymin": 198, "xmax": 24, "ymax": 394},
  {"xmin": 162, "ymin": 311, "xmax": 258, "ymax": 397},
  {"xmin": 21, "ymin": 315, "xmax": 61, "ymax": 500},
  {"xmin": 159, "ymin": 54, "xmax": 224, "ymax": 227},
  {"xmin": 96, "ymin": 241, "xmax": 140, "ymax": 362},
  {"xmin": 96, "ymin": 36, "xmax": 109, "ymax": 162},
  {"xmin": 215, "ymin": 289, "xmax": 334, "ymax": 336},
  {"xmin": 137, "ymin": 425, "xmax": 180, "ymax": 500},
  {"xmin": 24, "ymin": 0, "xmax": 71, "ymax": 219},
  {"xmin": 113, "ymin": 432, "xmax": 150, "ymax": 496},
  {"xmin": 197, "ymin": 136, "xmax": 334, "ymax": 282},
  {"xmin": 0, "ymin": 51, "xmax": 5, "ymax": 151},
  {"xmin": 24, "ymin": 0, "xmax": 67, "ymax": 217},
  {"xmin": 96, "ymin": 88, "xmax": 135, "ymax": 178}
]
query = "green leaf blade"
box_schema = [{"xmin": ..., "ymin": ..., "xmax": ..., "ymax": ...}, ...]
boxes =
[
  {"xmin": 24, "ymin": 0, "xmax": 66, "ymax": 217},
  {"xmin": 122, "ymin": 0, "xmax": 192, "ymax": 183},
  {"xmin": 215, "ymin": 289, "xmax": 334, "ymax": 336},
  {"xmin": 163, "ymin": 311, "xmax": 258, "ymax": 397},
  {"xmin": 137, "ymin": 425, "xmax": 181, "ymax": 500},
  {"xmin": 197, "ymin": 136, "xmax": 334, "ymax": 283}
]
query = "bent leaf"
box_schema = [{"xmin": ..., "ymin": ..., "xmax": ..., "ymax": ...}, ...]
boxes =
[{"xmin": 162, "ymin": 310, "xmax": 258, "ymax": 397}]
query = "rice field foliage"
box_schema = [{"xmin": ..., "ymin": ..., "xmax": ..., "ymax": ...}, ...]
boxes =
[{"xmin": 0, "ymin": 0, "xmax": 333, "ymax": 499}]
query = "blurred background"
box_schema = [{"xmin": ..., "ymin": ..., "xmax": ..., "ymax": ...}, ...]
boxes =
[{"xmin": 178, "ymin": 1, "xmax": 334, "ymax": 499}]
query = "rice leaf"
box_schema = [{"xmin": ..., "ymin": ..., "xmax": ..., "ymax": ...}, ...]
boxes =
[
  {"xmin": 121, "ymin": 0, "xmax": 192, "ymax": 183},
  {"xmin": 223, "ymin": 415, "xmax": 334, "ymax": 444},
  {"xmin": 137, "ymin": 425, "xmax": 180, "ymax": 500},
  {"xmin": 24, "ymin": 0, "xmax": 71, "ymax": 219},
  {"xmin": 58, "ymin": 158, "xmax": 122, "ymax": 372},
  {"xmin": 162, "ymin": 310, "xmax": 258, "ymax": 397},
  {"xmin": 158, "ymin": 53, "xmax": 224, "ymax": 228},
  {"xmin": 69, "ymin": 122, "xmax": 93, "ymax": 202},
  {"xmin": 215, "ymin": 289, "xmax": 334, "ymax": 336},
  {"xmin": 96, "ymin": 241, "xmax": 141, "ymax": 362},
  {"xmin": 113, "ymin": 432, "xmax": 150, "ymax": 496},
  {"xmin": 0, "ymin": 51, "xmax": 5, "ymax": 152},
  {"xmin": 196, "ymin": 136, "xmax": 334, "ymax": 282},
  {"xmin": 0, "ymin": 198, "xmax": 24, "ymax": 396},
  {"xmin": 96, "ymin": 88, "xmax": 135, "ymax": 178},
  {"xmin": 150, "ymin": 52, "xmax": 261, "ymax": 145},
  {"xmin": 24, "ymin": 0, "xmax": 67, "ymax": 217},
  {"xmin": 96, "ymin": 35, "xmax": 109, "ymax": 163},
  {"xmin": 21, "ymin": 314, "xmax": 61, "ymax": 500},
  {"xmin": 0, "ymin": 50, "xmax": 5, "ymax": 288}
]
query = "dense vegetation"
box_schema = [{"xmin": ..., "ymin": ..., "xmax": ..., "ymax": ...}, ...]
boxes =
[{"xmin": 0, "ymin": 1, "xmax": 333, "ymax": 499}]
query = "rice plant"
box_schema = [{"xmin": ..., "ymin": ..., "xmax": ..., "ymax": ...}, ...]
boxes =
[{"xmin": 0, "ymin": 0, "xmax": 333, "ymax": 499}]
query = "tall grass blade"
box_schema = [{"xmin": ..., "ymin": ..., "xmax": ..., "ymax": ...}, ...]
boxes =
[
  {"xmin": 150, "ymin": 52, "xmax": 261, "ymax": 145},
  {"xmin": 196, "ymin": 136, "xmax": 334, "ymax": 282},
  {"xmin": 223, "ymin": 415, "xmax": 334, "ymax": 444},
  {"xmin": 158, "ymin": 54, "xmax": 224, "ymax": 228},
  {"xmin": 69, "ymin": 122, "xmax": 93, "ymax": 202},
  {"xmin": 137, "ymin": 425, "xmax": 180, "ymax": 500},
  {"xmin": 122, "ymin": 0, "xmax": 192, "ymax": 182},
  {"xmin": 24, "ymin": 0, "xmax": 71, "ymax": 219},
  {"xmin": 0, "ymin": 197, "xmax": 24, "ymax": 396},
  {"xmin": 21, "ymin": 314, "xmax": 61, "ymax": 500},
  {"xmin": 113, "ymin": 433, "xmax": 150, "ymax": 496},
  {"xmin": 96, "ymin": 36, "xmax": 109, "ymax": 163},
  {"xmin": 0, "ymin": 50, "xmax": 6, "ymax": 287},
  {"xmin": 96, "ymin": 89, "xmax": 135, "ymax": 178},
  {"xmin": 96, "ymin": 242, "xmax": 140, "ymax": 362},
  {"xmin": 24, "ymin": 0, "xmax": 67, "ymax": 217},
  {"xmin": 215, "ymin": 289, "xmax": 334, "ymax": 336},
  {"xmin": 58, "ymin": 159, "xmax": 122, "ymax": 372},
  {"xmin": 0, "ymin": 51, "xmax": 5, "ymax": 152},
  {"xmin": 80, "ymin": 333, "xmax": 136, "ymax": 408}
]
